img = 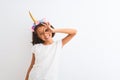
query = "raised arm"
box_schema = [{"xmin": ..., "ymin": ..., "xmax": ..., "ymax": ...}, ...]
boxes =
[
  {"xmin": 42, "ymin": 22, "xmax": 77, "ymax": 47},
  {"xmin": 54, "ymin": 28, "xmax": 77, "ymax": 47}
]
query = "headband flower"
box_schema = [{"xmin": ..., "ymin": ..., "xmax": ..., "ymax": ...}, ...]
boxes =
[
  {"xmin": 31, "ymin": 18, "xmax": 48, "ymax": 31},
  {"xmin": 29, "ymin": 11, "xmax": 48, "ymax": 32}
]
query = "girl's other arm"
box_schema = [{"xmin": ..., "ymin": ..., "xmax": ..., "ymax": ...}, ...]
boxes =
[
  {"xmin": 25, "ymin": 54, "xmax": 35, "ymax": 80},
  {"xmin": 54, "ymin": 28, "xmax": 77, "ymax": 47},
  {"xmin": 44, "ymin": 22, "xmax": 77, "ymax": 47}
]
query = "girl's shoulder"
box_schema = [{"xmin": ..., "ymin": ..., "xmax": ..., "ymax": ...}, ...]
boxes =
[
  {"xmin": 32, "ymin": 43, "xmax": 40, "ymax": 47},
  {"xmin": 55, "ymin": 39, "xmax": 63, "ymax": 48},
  {"xmin": 31, "ymin": 43, "xmax": 40, "ymax": 50}
]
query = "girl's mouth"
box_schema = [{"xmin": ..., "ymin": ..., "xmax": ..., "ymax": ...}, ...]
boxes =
[{"xmin": 44, "ymin": 35, "xmax": 50, "ymax": 40}]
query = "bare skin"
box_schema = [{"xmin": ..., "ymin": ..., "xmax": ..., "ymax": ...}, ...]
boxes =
[
  {"xmin": 25, "ymin": 22, "xmax": 77, "ymax": 80},
  {"xmin": 25, "ymin": 54, "xmax": 35, "ymax": 80}
]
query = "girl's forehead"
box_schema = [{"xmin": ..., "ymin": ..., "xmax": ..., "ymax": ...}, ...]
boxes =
[{"xmin": 37, "ymin": 26, "xmax": 45, "ymax": 31}]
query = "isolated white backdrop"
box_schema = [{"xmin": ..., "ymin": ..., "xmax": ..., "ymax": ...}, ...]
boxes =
[{"xmin": 0, "ymin": 0, "xmax": 120, "ymax": 80}]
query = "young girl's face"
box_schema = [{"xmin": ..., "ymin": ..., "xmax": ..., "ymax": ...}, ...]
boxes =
[{"xmin": 36, "ymin": 26, "xmax": 53, "ymax": 42}]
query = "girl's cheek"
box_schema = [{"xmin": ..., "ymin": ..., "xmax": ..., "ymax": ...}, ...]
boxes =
[
  {"xmin": 40, "ymin": 35, "xmax": 45, "ymax": 40},
  {"xmin": 38, "ymin": 35, "xmax": 42, "ymax": 39}
]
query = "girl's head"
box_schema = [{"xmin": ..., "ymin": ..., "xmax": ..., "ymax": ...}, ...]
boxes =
[
  {"xmin": 32, "ymin": 22, "xmax": 55, "ymax": 45},
  {"xmin": 28, "ymin": 12, "xmax": 55, "ymax": 45}
]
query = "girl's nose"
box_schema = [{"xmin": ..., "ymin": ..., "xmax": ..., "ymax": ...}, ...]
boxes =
[{"xmin": 43, "ymin": 32, "xmax": 48, "ymax": 36}]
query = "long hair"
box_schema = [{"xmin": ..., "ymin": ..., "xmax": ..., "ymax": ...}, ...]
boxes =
[{"xmin": 32, "ymin": 23, "xmax": 55, "ymax": 45}]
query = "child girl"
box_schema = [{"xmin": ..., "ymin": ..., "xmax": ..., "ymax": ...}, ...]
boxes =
[{"xmin": 25, "ymin": 12, "xmax": 77, "ymax": 80}]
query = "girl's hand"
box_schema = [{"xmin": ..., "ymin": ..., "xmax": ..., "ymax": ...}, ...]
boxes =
[{"xmin": 43, "ymin": 22, "xmax": 55, "ymax": 33}]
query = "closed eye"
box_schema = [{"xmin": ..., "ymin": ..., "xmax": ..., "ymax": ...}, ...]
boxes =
[{"xmin": 38, "ymin": 32, "xmax": 44, "ymax": 35}]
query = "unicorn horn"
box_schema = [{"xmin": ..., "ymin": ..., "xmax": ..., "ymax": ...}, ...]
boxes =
[{"xmin": 29, "ymin": 11, "xmax": 38, "ymax": 24}]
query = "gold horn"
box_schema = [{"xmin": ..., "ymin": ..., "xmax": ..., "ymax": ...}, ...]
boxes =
[{"xmin": 29, "ymin": 11, "xmax": 37, "ymax": 24}]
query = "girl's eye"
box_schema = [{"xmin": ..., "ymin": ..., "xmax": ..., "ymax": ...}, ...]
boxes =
[
  {"xmin": 45, "ymin": 29, "xmax": 49, "ymax": 32},
  {"xmin": 39, "ymin": 33, "xmax": 43, "ymax": 35},
  {"xmin": 39, "ymin": 33, "xmax": 42, "ymax": 35}
]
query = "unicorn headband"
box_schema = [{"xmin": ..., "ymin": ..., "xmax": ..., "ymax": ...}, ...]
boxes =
[{"xmin": 29, "ymin": 11, "xmax": 48, "ymax": 32}]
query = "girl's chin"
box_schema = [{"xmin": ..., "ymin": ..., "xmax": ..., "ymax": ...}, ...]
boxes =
[{"xmin": 43, "ymin": 37, "xmax": 52, "ymax": 41}]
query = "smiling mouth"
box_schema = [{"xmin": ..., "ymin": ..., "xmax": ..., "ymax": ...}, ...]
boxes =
[{"xmin": 44, "ymin": 35, "xmax": 50, "ymax": 40}]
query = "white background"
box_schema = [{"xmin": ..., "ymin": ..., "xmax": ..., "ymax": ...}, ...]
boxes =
[{"xmin": 0, "ymin": 0, "xmax": 120, "ymax": 80}]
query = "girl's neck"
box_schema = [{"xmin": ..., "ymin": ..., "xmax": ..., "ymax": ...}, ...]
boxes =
[{"xmin": 43, "ymin": 39, "xmax": 53, "ymax": 45}]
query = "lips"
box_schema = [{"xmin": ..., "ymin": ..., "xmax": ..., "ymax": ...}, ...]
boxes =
[{"xmin": 44, "ymin": 34, "xmax": 50, "ymax": 40}]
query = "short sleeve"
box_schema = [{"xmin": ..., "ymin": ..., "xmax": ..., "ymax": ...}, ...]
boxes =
[
  {"xmin": 57, "ymin": 39, "xmax": 63, "ymax": 49},
  {"xmin": 31, "ymin": 45, "xmax": 36, "ymax": 54}
]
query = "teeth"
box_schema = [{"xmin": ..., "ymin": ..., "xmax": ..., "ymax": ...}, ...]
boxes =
[{"xmin": 46, "ymin": 35, "xmax": 49, "ymax": 39}]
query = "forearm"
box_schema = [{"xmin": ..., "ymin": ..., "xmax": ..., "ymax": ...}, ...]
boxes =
[
  {"xmin": 54, "ymin": 28, "xmax": 77, "ymax": 35},
  {"xmin": 25, "ymin": 54, "xmax": 35, "ymax": 80},
  {"xmin": 25, "ymin": 65, "xmax": 33, "ymax": 80}
]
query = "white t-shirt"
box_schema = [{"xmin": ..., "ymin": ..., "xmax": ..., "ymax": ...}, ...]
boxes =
[{"xmin": 29, "ymin": 40, "xmax": 62, "ymax": 80}]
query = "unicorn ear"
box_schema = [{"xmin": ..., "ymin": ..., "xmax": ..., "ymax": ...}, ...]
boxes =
[{"xmin": 29, "ymin": 11, "xmax": 38, "ymax": 24}]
